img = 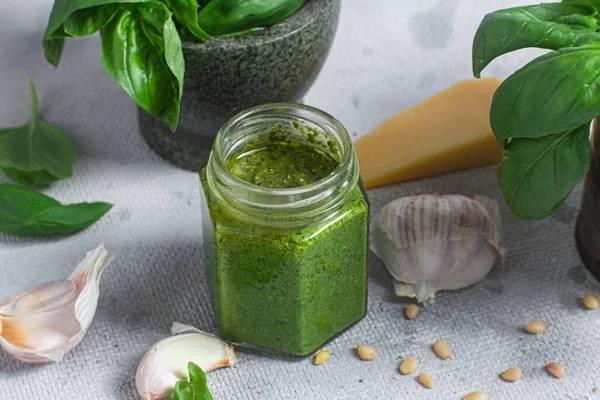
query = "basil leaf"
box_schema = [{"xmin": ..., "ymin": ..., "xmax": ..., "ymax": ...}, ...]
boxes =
[
  {"xmin": 169, "ymin": 0, "xmax": 211, "ymax": 40},
  {"xmin": 63, "ymin": 4, "xmax": 120, "ymax": 36},
  {"xmin": 473, "ymin": 3, "xmax": 600, "ymax": 77},
  {"xmin": 197, "ymin": 0, "xmax": 305, "ymax": 37},
  {"xmin": 0, "ymin": 184, "xmax": 112, "ymax": 237},
  {"xmin": 491, "ymin": 46, "xmax": 600, "ymax": 144},
  {"xmin": 0, "ymin": 77, "xmax": 76, "ymax": 186},
  {"xmin": 42, "ymin": 0, "xmax": 152, "ymax": 66},
  {"xmin": 563, "ymin": 0, "xmax": 600, "ymax": 5},
  {"xmin": 43, "ymin": 38, "xmax": 65, "ymax": 68},
  {"xmin": 498, "ymin": 122, "xmax": 590, "ymax": 219},
  {"xmin": 101, "ymin": 4, "xmax": 184, "ymax": 131},
  {"xmin": 173, "ymin": 362, "xmax": 214, "ymax": 400}
]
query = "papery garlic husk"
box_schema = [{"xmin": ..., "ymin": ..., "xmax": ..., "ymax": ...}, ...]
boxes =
[
  {"xmin": 0, "ymin": 244, "xmax": 114, "ymax": 363},
  {"xmin": 370, "ymin": 194, "xmax": 505, "ymax": 305},
  {"xmin": 136, "ymin": 322, "xmax": 237, "ymax": 400}
]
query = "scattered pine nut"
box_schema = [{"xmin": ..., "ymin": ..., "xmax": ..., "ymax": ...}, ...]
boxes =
[
  {"xmin": 500, "ymin": 367, "xmax": 522, "ymax": 382},
  {"xmin": 583, "ymin": 295, "xmax": 599, "ymax": 310},
  {"xmin": 313, "ymin": 349, "xmax": 330, "ymax": 365},
  {"xmin": 405, "ymin": 304, "xmax": 419, "ymax": 320},
  {"xmin": 399, "ymin": 356, "xmax": 418, "ymax": 375},
  {"xmin": 524, "ymin": 320, "xmax": 547, "ymax": 334},
  {"xmin": 463, "ymin": 391, "xmax": 487, "ymax": 400},
  {"xmin": 357, "ymin": 344, "xmax": 376, "ymax": 361},
  {"xmin": 433, "ymin": 339, "xmax": 451, "ymax": 359},
  {"xmin": 546, "ymin": 362, "xmax": 565, "ymax": 378},
  {"xmin": 418, "ymin": 373, "xmax": 435, "ymax": 389}
]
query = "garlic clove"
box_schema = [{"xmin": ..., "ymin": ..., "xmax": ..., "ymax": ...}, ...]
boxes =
[
  {"xmin": 371, "ymin": 195, "xmax": 505, "ymax": 304},
  {"xmin": 0, "ymin": 244, "xmax": 113, "ymax": 364},
  {"xmin": 136, "ymin": 322, "xmax": 237, "ymax": 400}
]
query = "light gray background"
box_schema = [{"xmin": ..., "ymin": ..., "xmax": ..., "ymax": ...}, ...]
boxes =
[{"xmin": 1, "ymin": 1, "xmax": 599, "ymax": 399}]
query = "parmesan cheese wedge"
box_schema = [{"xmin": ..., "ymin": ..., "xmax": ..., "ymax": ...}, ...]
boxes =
[{"xmin": 354, "ymin": 78, "xmax": 503, "ymax": 189}]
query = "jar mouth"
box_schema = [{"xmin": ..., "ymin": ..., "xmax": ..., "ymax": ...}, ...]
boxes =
[{"xmin": 207, "ymin": 102, "xmax": 358, "ymax": 215}]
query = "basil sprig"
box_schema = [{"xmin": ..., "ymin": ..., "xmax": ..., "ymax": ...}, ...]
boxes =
[
  {"xmin": 0, "ymin": 184, "xmax": 112, "ymax": 237},
  {"xmin": 472, "ymin": 1, "xmax": 600, "ymax": 219},
  {"xmin": 42, "ymin": 0, "xmax": 306, "ymax": 131},
  {"xmin": 0, "ymin": 77, "xmax": 76, "ymax": 186},
  {"xmin": 173, "ymin": 362, "xmax": 214, "ymax": 400}
]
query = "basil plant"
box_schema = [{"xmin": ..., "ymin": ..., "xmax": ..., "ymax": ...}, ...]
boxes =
[
  {"xmin": 42, "ymin": 0, "xmax": 306, "ymax": 131},
  {"xmin": 472, "ymin": 0, "xmax": 600, "ymax": 219}
]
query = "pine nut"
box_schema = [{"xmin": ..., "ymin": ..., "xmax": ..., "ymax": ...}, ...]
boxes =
[
  {"xmin": 501, "ymin": 367, "xmax": 522, "ymax": 382},
  {"xmin": 314, "ymin": 349, "xmax": 330, "ymax": 365},
  {"xmin": 583, "ymin": 295, "xmax": 599, "ymax": 310},
  {"xmin": 405, "ymin": 304, "xmax": 419, "ymax": 320},
  {"xmin": 356, "ymin": 344, "xmax": 376, "ymax": 361},
  {"xmin": 546, "ymin": 362, "xmax": 565, "ymax": 378},
  {"xmin": 433, "ymin": 339, "xmax": 451, "ymax": 359},
  {"xmin": 418, "ymin": 373, "xmax": 435, "ymax": 389},
  {"xmin": 399, "ymin": 356, "xmax": 418, "ymax": 375},
  {"xmin": 524, "ymin": 320, "xmax": 547, "ymax": 334},
  {"xmin": 463, "ymin": 391, "xmax": 487, "ymax": 400}
]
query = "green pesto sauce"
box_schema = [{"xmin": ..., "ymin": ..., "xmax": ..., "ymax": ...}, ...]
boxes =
[
  {"xmin": 200, "ymin": 132, "xmax": 369, "ymax": 356},
  {"xmin": 227, "ymin": 141, "xmax": 338, "ymax": 189}
]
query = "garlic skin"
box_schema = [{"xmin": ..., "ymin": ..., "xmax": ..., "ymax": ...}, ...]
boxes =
[
  {"xmin": 136, "ymin": 322, "xmax": 237, "ymax": 400},
  {"xmin": 0, "ymin": 244, "xmax": 114, "ymax": 363},
  {"xmin": 371, "ymin": 195, "xmax": 504, "ymax": 305}
]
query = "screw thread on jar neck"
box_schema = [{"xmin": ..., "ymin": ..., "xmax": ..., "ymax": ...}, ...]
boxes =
[{"xmin": 206, "ymin": 103, "xmax": 359, "ymax": 224}]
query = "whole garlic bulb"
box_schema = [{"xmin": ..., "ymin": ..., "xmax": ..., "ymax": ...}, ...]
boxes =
[{"xmin": 370, "ymin": 194, "xmax": 505, "ymax": 305}]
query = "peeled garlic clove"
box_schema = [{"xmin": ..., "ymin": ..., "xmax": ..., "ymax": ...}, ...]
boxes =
[
  {"xmin": 371, "ymin": 194, "xmax": 505, "ymax": 305},
  {"xmin": 136, "ymin": 322, "xmax": 237, "ymax": 400},
  {"xmin": 0, "ymin": 244, "xmax": 113, "ymax": 364}
]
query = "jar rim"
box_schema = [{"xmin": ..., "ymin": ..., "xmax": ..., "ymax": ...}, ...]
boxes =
[{"xmin": 209, "ymin": 102, "xmax": 356, "ymax": 209}]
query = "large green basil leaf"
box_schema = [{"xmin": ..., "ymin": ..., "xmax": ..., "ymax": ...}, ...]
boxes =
[
  {"xmin": 473, "ymin": 3, "xmax": 600, "ymax": 77},
  {"xmin": 0, "ymin": 184, "xmax": 112, "ymax": 237},
  {"xmin": 197, "ymin": 0, "xmax": 305, "ymax": 36},
  {"xmin": 563, "ymin": 0, "xmax": 600, "ymax": 5},
  {"xmin": 0, "ymin": 77, "xmax": 76, "ymax": 186},
  {"xmin": 498, "ymin": 122, "xmax": 590, "ymax": 219},
  {"xmin": 43, "ymin": 0, "xmax": 151, "ymax": 66},
  {"xmin": 101, "ymin": 4, "xmax": 184, "ymax": 131},
  {"xmin": 169, "ymin": 0, "xmax": 211, "ymax": 40},
  {"xmin": 491, "ymin": 46, "xmax": 600, "ymax": 144}
]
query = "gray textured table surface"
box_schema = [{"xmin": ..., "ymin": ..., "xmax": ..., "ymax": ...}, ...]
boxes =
[{"xmin": 2, "ymin": 1, "xmax": 600, "ymax": 399}]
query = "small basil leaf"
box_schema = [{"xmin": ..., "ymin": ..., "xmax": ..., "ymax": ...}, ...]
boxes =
[
  {"xmin": 101, "ymin": 5, "xmax": 184, "ymax": 131},
  {"xmin": 173, "ymin": 362, "xmax": 214, "ymax": 400},
  {"xmin": 0, "ymin": 77, "xmax": 76, "ymax": 186},
  {"xmin": 173, "ymin": 380, "xmax": 191, "ymax": 400},
  {"xmin": 498, "ymin": 122, "xmax": 590, "ymax": 219},
  {"xmin": 0, "ymin": 184, "xmax": 112, "ymax": 237},
  {"xmin": 43, "ymin": 38, "xmax": 65, "ymax": 67},
  {"xmin": 197, "ymin": 0, "xmax": 305, "ymax": 37},
  {"xmin": 63, "ymin": 4, "xmax": 120, "ymax": 36},
  {"xmin": 472, "ymin": 3, "xmax": 600, "ymax": 77},
  {"xmin": 491, "ymin": 46, "xmax": 600, "ymax": 144},
  {"xmin": 169, "ymin": 0, "xmax": 211, "ymax": 40}
]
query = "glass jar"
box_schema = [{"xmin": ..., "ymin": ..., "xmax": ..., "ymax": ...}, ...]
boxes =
[{"xmin": 200, "ymin": 103, "xmax": 369, "ymax": 356}]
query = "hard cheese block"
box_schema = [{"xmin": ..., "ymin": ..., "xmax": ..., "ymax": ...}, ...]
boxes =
[{"xmin": 354, "ymin": 78, "xmax": 503, "ymax": 189}]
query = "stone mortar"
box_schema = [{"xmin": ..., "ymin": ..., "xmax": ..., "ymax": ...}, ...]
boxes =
[{"xmin": 138, "ymin": 0, "xmax": 341, "ymax": 171}]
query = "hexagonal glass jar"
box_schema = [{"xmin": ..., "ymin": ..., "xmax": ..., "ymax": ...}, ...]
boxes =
[{"xmin": 200, "ymin": 103, "xmax": 369, "ymax": 356}]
